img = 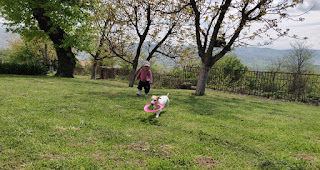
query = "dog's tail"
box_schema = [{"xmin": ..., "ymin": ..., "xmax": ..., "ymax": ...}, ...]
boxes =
[{"xmin": 167, "ymin": 93, "xmax": 170, "ymax": 96}]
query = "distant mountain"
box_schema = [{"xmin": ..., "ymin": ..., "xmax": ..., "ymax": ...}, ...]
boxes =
[
  {"xmin": 232, "ymin": 47, "xmax": 286, "ymax": 70},
  {"xmin": 153, "ymin": 47, "xmax": 320, "ymax": 71},
  {"xmin": 233, "ymin": 47, "xmax": 320, "ymax": 70}
]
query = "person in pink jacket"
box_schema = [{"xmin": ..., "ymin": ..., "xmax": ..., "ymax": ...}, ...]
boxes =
[{"xmin": 135, "ymin": 61, "xmax": 153, "ymax": 96}]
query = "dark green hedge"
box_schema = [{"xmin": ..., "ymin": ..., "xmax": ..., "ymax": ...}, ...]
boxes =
[{"xmin": 0, "ymin": 63, "xmax": 48, "ymax": 75}]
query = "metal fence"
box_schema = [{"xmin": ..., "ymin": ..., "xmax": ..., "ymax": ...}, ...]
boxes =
[
  {"xmin": 183, "ymin": 67, "xmax": 320, "ymax": 104},
  {"xmin": 115, "ymin": 67, "xmax": 320, "ymax": 104}
]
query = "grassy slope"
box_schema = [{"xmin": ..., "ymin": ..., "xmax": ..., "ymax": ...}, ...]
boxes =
[{"xmin": 0, "ymin": 75, "xmax": 319, "ymax": 169}]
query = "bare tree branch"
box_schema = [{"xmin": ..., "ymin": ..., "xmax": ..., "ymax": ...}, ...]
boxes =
[
  {"xmin": 147, "ymin": 23, "xmax": 176, "ymax": 61},
  {"xmin": 154, "ymin": 50, "xmax": 178, "ymax": 59}
]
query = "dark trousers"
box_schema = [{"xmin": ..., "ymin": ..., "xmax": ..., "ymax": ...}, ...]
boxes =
[{"xmin": 137, "ymin": 81, "xmax": 150, "ymax": 94}]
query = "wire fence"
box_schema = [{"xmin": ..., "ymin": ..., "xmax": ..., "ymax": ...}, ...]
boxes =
[
  {"xmin": 181, "ymin": 67, "xmax": 320, "ymax": 104},
  {"xmin": 109, "ymin": 66, "xmax": 320, "ymax": 104}
]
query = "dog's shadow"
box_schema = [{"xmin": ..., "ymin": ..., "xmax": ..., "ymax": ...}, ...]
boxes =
[{"xmin": 139, "ymin": 111, "xmax": 167, "ymax": 126}]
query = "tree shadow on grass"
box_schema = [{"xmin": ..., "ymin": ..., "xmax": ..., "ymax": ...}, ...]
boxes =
[
  {"xmin": 172, "ymin": 93, "xmax": 286, "ymax": 119},
  {"xmin": 77, "ymin": 90, "xmax": 149, "ymax": 114},
  {"xmin": 1, "ymin": 74, "xmax": 132, "ymax": 89},
  {"xmin": 258, "ymin": 159, "xmax": 307, "ymax": 170},
  {"xmin": 82, "ymin": 91, "xmax": 144, "ymax": 101},
  {"xmin": 67, "ymin": 79, "xmax": 129, "ymax": 88},
  {"xmin": 176, "ymin": 95, "xmax": 230, "ymax": 116}
]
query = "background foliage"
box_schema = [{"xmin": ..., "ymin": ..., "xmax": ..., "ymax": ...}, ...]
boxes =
[{"xmin": 0, "ymin": 62, "xmax": 48, "ymax": 75}]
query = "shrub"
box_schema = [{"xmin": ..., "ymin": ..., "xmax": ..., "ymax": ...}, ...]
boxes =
[
  {"xmin": 0, "ymin": 62, "xmax": 48, "ymax": 75},
  {"xmin": 211, "ymin": 55, "xmax": 248, "ymax": 86}
]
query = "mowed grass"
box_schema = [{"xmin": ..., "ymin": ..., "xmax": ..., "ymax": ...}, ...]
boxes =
[{"xmin": 0, "ymin": 75, "xmax": 319, "ymax": 169}]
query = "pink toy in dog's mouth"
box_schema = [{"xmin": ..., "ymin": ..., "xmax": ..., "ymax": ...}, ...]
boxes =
[{"xmin": 144, "ymin": 103, "xmax": 164, "ymax": 112}]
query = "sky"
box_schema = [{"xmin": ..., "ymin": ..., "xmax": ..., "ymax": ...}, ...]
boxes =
[
  {"xmin": 0, "ymin": 0, "xmax": 319, "ymax": 50},
  {"xmin": 259, "ymin": 0, "xmax": 320, "ymax": 50}
]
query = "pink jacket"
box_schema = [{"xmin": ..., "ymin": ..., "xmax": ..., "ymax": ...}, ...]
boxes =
[{"xmin": 136, "ymin": 69, "xmax": 153, "ymax": 83}]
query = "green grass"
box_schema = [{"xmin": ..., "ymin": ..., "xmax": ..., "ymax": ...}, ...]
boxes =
[{"xmin": 0, "ymin": 75, "xmax": 319, "ymax": 169}]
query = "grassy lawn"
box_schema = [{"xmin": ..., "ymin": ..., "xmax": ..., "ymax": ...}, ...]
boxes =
[{"xmin": 0, "ymin": 75, "xmax": 319, "ymax": 169}]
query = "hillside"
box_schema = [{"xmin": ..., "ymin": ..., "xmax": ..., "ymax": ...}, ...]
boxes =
[
  {"xmin": 233, "ymin": 47, "xmax": 286, "ymax": 69},
  {"xmin": 153, "ymin": 47, "xmax": 320, "ymax": 71},
  {"xmin": 233, "ymin": 47, "xmax": 320, "ymax": 70}
]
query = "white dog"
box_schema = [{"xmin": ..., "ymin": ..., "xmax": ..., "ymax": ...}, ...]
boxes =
[{"xmin": 150, "ymin": 93, "xmax": 170, "ymax": 118}]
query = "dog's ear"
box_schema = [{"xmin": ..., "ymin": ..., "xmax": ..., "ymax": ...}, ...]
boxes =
[{"xmin": 157, "ymin": 96, "xmax": 160, "ymax": 101}]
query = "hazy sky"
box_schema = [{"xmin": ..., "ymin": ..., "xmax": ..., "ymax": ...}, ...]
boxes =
[
  {"xmin": 0, "ymin": 0, "xmax": 319, "ymax": 50},
  {"xmin": 260, "ymin": 0, "xmax": 320, "ymax": 50}
]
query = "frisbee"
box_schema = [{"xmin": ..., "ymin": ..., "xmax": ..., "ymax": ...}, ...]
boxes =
[{"xmin": 144, "ymin": 103, "xmax": 164, "ymax": 112}]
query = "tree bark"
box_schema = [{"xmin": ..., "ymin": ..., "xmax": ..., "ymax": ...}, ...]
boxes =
[
  {"xmin": 44, "ymin": 43, "xmax": 48, "ymax": 64},
  {"xmin": 33, "ymin": 8, "xmax": 75, "ymax": 78},
  {"xmin": 129, "ymin": 64, "xmax": 138, "ymax": 87},
  {"xmin": 91, "ymin": 60, "xmax": 98, "ymax": 79},
  {"xmin": 195, "ymin": 62, "xmax": 211, "ymax": 96},
  {"xmin": 54, "ymin": 46, "xmax": 75, "ymax": 77},
  {"xmin": 49, "ymin": 60, "xmax": 54, "ymax": 73}
]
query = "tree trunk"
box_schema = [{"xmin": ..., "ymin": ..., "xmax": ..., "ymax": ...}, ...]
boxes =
[
  {"xmin": 44, "ymin": 43, "xmax": 48, "ymax": 64},
  {"xmin": 49, "ymin": 60, "xmax": 54, "ymax": 73},
  {"xmin": 91, "ymin": 60, "xmax": 98, "ymax": 79},
  {"xmin": 33, "ymin": 8, "xmax": 75, "ymax": 78},
  {"xmin": 129, "ymin": 66, "xmax": 137, "ymax": 87},
  {"xmin": 54, "ymin": 46, "xmax": 75, "ymax": 77},
  {"xmin": 195, "ymin": 63, "xmax": 211, "ymax": 96}
]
